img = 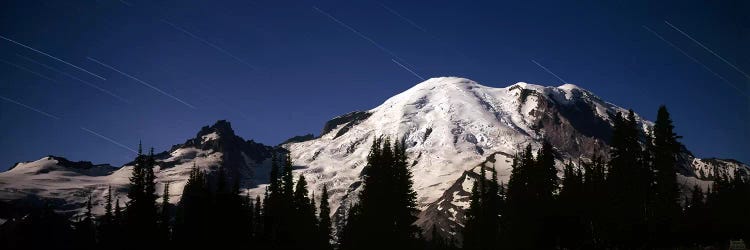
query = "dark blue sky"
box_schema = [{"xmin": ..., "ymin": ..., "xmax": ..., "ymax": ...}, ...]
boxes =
[{"xmin": 0, "ymin": 0, "xmax": 748, "ymax": 170}]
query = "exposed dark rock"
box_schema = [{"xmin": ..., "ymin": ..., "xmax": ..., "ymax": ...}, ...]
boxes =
[
  {"xmin": 320, "ymin": 111, "xmax": 372, "ymax": 138},
  {"xmin": 280, "ymin": 133, "xmax": 315, "ymax": 145}
]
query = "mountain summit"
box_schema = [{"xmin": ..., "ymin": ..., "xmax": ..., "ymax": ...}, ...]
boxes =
[{"xmin": 0, "ymin": 77, "xmax": 747, "ymax": 238}]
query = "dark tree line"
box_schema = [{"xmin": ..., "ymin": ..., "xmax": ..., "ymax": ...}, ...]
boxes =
[
  {"xmin": 461, "ymin": 106, "xmax": 750, "ymax": 249},
  {"xmin": 171, "ymin": 152, "xmax": 334, "ymax": 250},
  {"xmin": 3, "ymin": 143, "xmax": 335, "ymax": 250}
]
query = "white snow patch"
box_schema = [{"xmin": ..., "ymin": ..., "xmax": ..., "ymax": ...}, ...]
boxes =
[{"xmin": 201, "ymin": 132, "xmax": 219, "ymax": 143}]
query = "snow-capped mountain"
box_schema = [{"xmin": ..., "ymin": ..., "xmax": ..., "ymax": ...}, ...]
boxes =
[
  {"xmin": 0, "ymin": 77, "xmax": 747, "ymax": 239},
  {"xmin": 280, "ymin": 77, "xmax": 748, "ymax": 238}
]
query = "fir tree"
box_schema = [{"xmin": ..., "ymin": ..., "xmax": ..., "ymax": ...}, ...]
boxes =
[
  {"xmin": 263, "ymin": 152, "xmax": 285, "ymax": 249},
  {"xmin": 683, "ymin": 185, "xmax": 707, "ymax": 247},
  {"xmin": 463, "ymin": 180, "xmax": 482, "ymax": 250},
  {"xmin": 254, "ymin": 195, "xmax": 263, "ymax": 240},
  {"xmin": 291, "ymin": 174, "xmax": 319, "ymax": 249},
  {"xmin": 103, "ymin": 186, "xmax": 113, "ymax": 224},
  {"xmin": 504, "ymin": 145, "xmax": 534, "ymax": 249},
  {"xmin": 260, "ymin": 152, "xmax": 307, "ymax": 249},
  {"xmin": 463, "ymin": 164, "xmax": 503, "ymax": 250},
  {"xmin": 392, "ymin": 139, "xmax": 421, "ymax": 248},
  {"xmin": 503, "ymin": 141, "xmax": 558, "ymax": 249},
  {"xmin": 339, "ymin": 137, "xmax": 422, "ymax": 250},
  {"xmin": 581, "ymin": 155, "xmax": 607, "ymax": 248},
  {"xmin": 338, "ymin": 203, "xmax": 363, "ymax": 250},
  {"xmin": 282, "ymin": 154, "xmax": 295, "ymax": 197},
  {"xmin": 244, "ymin": 191, "xmax": 255, "ymax": 242},
  {"xmin": 605, "ymin": 110, "xmax": 651, "ymax": 247},
  {"xmin": 159, "ymin": 181, "xmax": 171, "ymax": 245},
  {"xmin": 558, "ymin": 161, "xmax": 585, "ymax": 249},
  {"xmin": 318, "ymin": 185, "xmax": 333, "ymax": 250},
  {"xmin": 123, "ymin": 144, "xmax": 160, "ymax": 246},
  {"xmin": 174, "ymin": 164, "xmax": 209, "ymax": 248},
  {"xmin": 98, "ymin": 186, "xmax": 116, "ymax": 247},
  {"xmin": 650, "ymin": 105, "xmax": 682, "ymax": 247},
  {"xmin": 74, "ymin": 194, "xmax": 96, "ymax": 249},
  {"xmin": 114, "ymin": 198, "xmax": 122, "ymax": 224}
]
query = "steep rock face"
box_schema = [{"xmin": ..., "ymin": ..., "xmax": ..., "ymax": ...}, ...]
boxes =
[{"xmin": 415, "ymin": 152, "xmax": 515, "ymax": 239}]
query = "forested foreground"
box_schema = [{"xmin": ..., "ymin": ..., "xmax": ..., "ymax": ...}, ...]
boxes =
[{"xmin": 1, "ymin": 106, "xmax": 749, "ymax": 250}]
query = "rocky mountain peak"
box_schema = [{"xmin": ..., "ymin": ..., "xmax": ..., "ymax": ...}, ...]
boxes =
[{"xmin": 197, "ymin": 120, "xmax": 235, "ymax": 139}]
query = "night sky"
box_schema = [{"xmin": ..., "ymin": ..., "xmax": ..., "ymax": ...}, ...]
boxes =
[{"xmin": 0, "ymin": 0, "xmax": 748, "ymax": 170}]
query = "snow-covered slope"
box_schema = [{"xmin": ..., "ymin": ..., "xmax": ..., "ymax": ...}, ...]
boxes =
[
  {"xmin": 0, "ymin": 120, "xmax": 280, "ymax": 219},
  {"xmin": 0, "ymin": 156, "xmax": 117, "ymax": 214},
  {"xmin": 0, "ymin": 77, "xmax": 747, "ymax": 239}
]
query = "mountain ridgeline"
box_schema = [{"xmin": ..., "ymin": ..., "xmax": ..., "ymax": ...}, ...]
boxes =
[{"xmin": 0, "ymin": 77, "xmax": 748, "ymax": 249}]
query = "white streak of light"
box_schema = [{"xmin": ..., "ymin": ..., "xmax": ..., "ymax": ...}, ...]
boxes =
[
  {"xmin": 0, "ymin": 35, "xmax": 106, "ymax": 80},
  {"xmin": 87, "ymin": 57, "xmax": 196, "ymax": 109}
]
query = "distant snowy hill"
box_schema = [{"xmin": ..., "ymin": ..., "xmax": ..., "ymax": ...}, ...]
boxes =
[
  {"xmin": 0, "ymin": 77, "xmax": 747, "ymax": 240},
  {"xmin": 0, "ymin": 120, "xmax": 282, "ymax": 218}
]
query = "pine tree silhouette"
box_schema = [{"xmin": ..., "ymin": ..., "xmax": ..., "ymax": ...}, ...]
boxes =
[
  {"xmin": 124, "ymin": 143, "xmax": 159, "ymax": 246},
  {"xmin": 650, "ymin": 105, "xmax": 683, "ymax": 246},
  {"xmin": 605, "ymin": 111, "xmax": 651, "ymax": 247},
  {"xmin": 159, "ymin": 181, "xmax": 171, "ymax": 246},
  {"xmin": 317, "ymin": 185, "xmax": 333, "ymax": 250},
  {"xmin": 339, "ymin": 137, "xmax": 422, "ymax": 250}
]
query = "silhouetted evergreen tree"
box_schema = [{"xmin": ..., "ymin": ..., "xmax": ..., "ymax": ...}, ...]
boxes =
[
  {"xmin": 533, "ymin": 140, "xmax": 558, "ymax": 249},
  {"xmin": 243, "ymin": 190, "xmax": 255, "ymax": 243},
  {"xmin": 503, "ymin": 144, "xmax": 534, "ymax": 249},
  {"xmin": 581, "ymin": 155, "xmax": 607, "ymax": 248},
  {"xmin": 682, "ymin": 185, "xmax": 708, "ymax": 247},
  {"xmin": 73, "ymin": 194, "xmax": 96, "ymax": 249},
  {"xmin": 114, "ymin": 198, "xmax": 122, "ymax": 222},
  {"xmin": 339, "ymin": 137, "xmax": 422, "ymax": 250},
  {"xmin": 605, "ymin": 111, "xmax": 651, "ymax": 248},
  {"xmin": 650, "ymin": 105, "xmax": 682, "ymax": 246},
  {"xmin": 503, "ymin": 140, "xmax": 558, "ymax": 249},
  {"xmin": 392, "ymin": 139, "xmax": 422, "ymax": 247},
  {"xmin": 0, "ymin": 203, "xmax": 80, "ymax": 250},
  {"xmin": 103, "ymin": 186, "xmax": 113, "ymax": 223},
  {"xmin": 463, "ymin": 164, "xmax": 503, "ymax": 250},
  {"xmin": 427, "ymin": 226, "xmax": 456, "ymax": 250},
  {"xmin": 216, "ymin": 168, "xmax": 251, "ymax": 248},
  {"xmin": 339, "ymin": 203, "xmax": 363, "ymax": 250},
  {"xmin": 708, "ymin": 169, "xmax": 750, "ymax": 245},
  {"xmin": 98, "ymin": 186, "xmax": 116, "ymax": 247},
  {"xmin": 262, "ymin": 152, "xmax": 286, "ymax": 249},
  {"xmin": 174, "ymin": 164, "xmax": 210, "ymax": 248},
  {"xmin": 113, "ymin": 197, "xmax": 123, "ymax": 245},
  {"xmin": 254, "ymin": 195, "xmax": 263, "ymax": 240},
  {"xmin": 291, "ymin": 174, "xmax": 319, "ymax": 249},
  {"xmin": 124, "ymin": 144, "xmax": 159, "ymax": 246},
  {"xmin": 557, "ymin": 161, "xmax": 585, "ymax": 249},
  {"xmin": 159, "ymin": 181, "xmax": 171, "ymax": 246},
  {"xmin": 213, "ymin": 166, "xmax": 229, "ymax": 246},
  {"xmin": 463, "ymin": 178, "xmax": 483, "ymax": 250},
  {"xmin": 318, "ymin": 185, "xmax": 333, "ymax": 250}
]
